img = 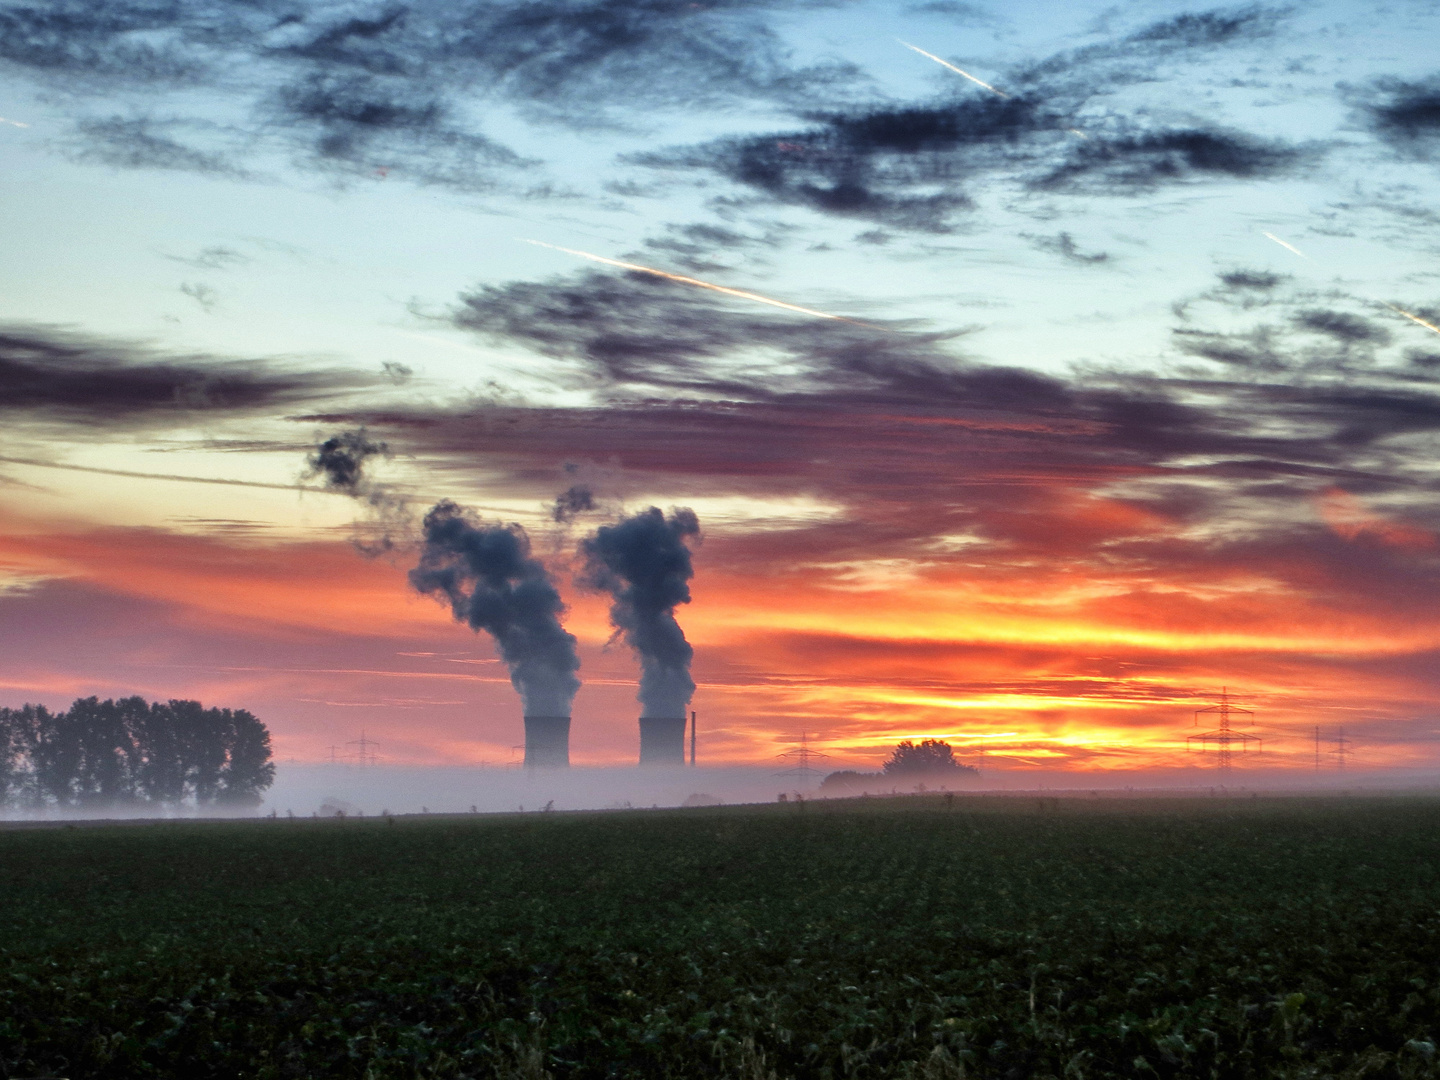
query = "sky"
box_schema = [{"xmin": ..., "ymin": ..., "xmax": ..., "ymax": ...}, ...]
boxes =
[{"xmin": 3, "ymin": 0, "xmax": 1440, "ymax": 774}]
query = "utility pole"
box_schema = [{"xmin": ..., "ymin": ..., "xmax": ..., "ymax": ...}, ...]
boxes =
[
  {"xmin": 1315, "ymin": 725, "xmax": 1320, "ymax": 772},
  {"xmin": 1187, "ymin": 688, "xmax": 1260, "ymax": 773},
  {"xmin": 690, "ymin": 710, "xmax": 697, "ymax": 766}
]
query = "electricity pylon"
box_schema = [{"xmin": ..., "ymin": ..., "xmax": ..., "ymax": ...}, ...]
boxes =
[{"xmin": 1187, "ymin": 688, "xmax": 1260, "ymax": 773}]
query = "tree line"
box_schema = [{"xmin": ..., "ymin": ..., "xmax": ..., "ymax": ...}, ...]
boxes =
[
  {"xmin": 0, "ymin": 697, "xmax": 275, "ymax": 809},
  {"xmin": 821, "ymin": 739, "xmax": 979, "ymax": 792}
]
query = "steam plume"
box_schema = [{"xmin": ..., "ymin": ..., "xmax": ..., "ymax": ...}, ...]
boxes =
[
  {"xmin": 306, "ymin": 429, "xmax": 389, "ymax": 492},
  {"xmin": 305, "ymin": 429, "xmax": 409, "ymax": 553},
  {"xmin": 552, "ymin": 484, "xmax": 597, "ymax": 523},
  {"xmin": 411, "ymin": 500, "xmax": 581, "ymax": 716},
  {"xmin": 581, "ymin": 507, "xmax": 701, "ymax": 717}
]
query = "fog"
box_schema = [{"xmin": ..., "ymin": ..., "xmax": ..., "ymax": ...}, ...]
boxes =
[{"xmin": 5, "ymin": 763, "xmax": 1440, "ymax": 821}]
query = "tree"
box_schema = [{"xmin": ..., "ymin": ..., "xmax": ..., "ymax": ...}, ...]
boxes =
[
  {"xmin": 217, "ymin": 709, "xmax": 275, "ymax": 805},
  {"xmin": 882, "ymin": 739, "xmax": 978, "ymax": 778},
  {"xmin": 0, "ymin": 708, "xmax": 17, "ymax": 805},
  {"xmin": 0, "ymin": 697, "xmax": 276, "ymax": 809},
  {"xmin": 66, "ymin": 697, "xmax": 140, "ymax": 805}
]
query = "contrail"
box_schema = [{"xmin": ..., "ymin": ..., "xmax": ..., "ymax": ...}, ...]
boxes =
[
  {"xmin": 0, "ymin": 455, "xmax": 335, "ymax": 492},
  {"xmin": 1384, "ymin": 303, "xmax": 1440, "ymax": 338},
  {"xmin": 897, "ymin": 39, "xmax": 1087, "ymax": 139},
  {"xmin": 898, "ymin": 40, "xmax": 1009, "ymax": 98},
  {"xmin": 522, "ymin": 239, "xmax": 876, "ymax": 327},
  {"xmin": 1262, "ymin": 231, "xmax": 1307, "ymax": 258},
  {"xmin": 0, "ymin": 117, "xmax": 28, "ymax": 128}
]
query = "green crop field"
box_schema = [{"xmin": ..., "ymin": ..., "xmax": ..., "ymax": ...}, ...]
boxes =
[{"xmin": 4, "ymin": 794, "xmax": 1440, "ymax": 1079}]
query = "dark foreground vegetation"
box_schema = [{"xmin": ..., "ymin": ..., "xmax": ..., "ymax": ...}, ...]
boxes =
[{"xmin": 4, "ymin": 795, "xmax": 1440, "ymax": 1079}]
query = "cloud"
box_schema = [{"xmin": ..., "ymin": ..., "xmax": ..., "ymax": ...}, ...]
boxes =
[
  {"xmin": 164, "ymin": 246, "xmax": 250, "ymax": 271},
  {"xmin": 552, "ymin": 484, "xmax": 597, "ymax": 524},
  {"xmin": 1024, "ymin": 231, "xmax": 1109, "ymax": 264},
  {"xmin": 0, "ymin": 0, "xmax": 865, "ymax": 190},
  {"xmin": 265, "ymin": 71, "xmax": 529, "ymax": 188},
  {"xmin": 180, "ymin": 281, "xmax": 218, "ymax": 312},
  {"xmin": 0, "ymin": 324, "xmax": 367, "ymax": 425},
  {"xmin": 638, "ymin": 6, "xmax": 1307, "ymax": 231},
  {"xmin": 69, "ymin": 116, "xmax": 252, "ymax": 177},
  {"xmin": 1034, "ymin": 127, "xmax": 1309, "ymax": 194},
  {"xmin": 365, "ymin": 264, "xmax": 1440, "ymax": 566},
  {"xmin": 1356, "ymin": 75, "xmax": 1440, "ymax": 160}
]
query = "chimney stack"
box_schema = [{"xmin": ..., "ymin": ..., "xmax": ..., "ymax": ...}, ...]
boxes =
[
  {"xmin": 524, "ymin": 716, "xmax": 571, "ymax": 768},
  {"xmin": 638, "ymin": 716, "xmax": 686, "ymax": 766}
]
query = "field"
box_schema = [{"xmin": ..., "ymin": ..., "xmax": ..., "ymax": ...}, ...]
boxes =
[{"xmin": 4, "ymin": 795, "xmax": 1440, "ymax": 1079}]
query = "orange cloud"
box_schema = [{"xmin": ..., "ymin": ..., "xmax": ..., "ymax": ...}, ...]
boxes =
[{"xmin": 1318, "ymin": 488, "xmax": 1435, "ymax": 551}]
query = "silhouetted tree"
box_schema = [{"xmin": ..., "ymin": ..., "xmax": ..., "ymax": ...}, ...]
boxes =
[
  {"xmin": 0, "ymin": 707, "xmax": 18, "ymax": 804},
  {"xmin": 882, "ymin": 739, "xmax": 978, "ymax": 777},
  {"xmin": 67, "ymin": 697, "xmax": 140, "ymax": 805},
  {"xmin": 0, "ymin": 697, "xmax": 276, "ymax": 809},
  {"xmin": 216, "ymin": 708, "xmax": 275, "ymax": 805}
]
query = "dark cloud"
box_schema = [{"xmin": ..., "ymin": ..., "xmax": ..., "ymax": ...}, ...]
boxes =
[
  {"xmin": 1170, "ymin": 274, "xmax": 1430, "ymax": 379},
  {"xmin": 0, "ymin": 1, "xmax": 211, "ymax": 84},
  {"xmin": 1035, "ymin": 128, "xmax": 1308, "ymax": 194},
  {"xmin": 642, "ymin": 222, "xmax": 788, "ymax": 273},
  {"xmin": 1016, "ymin": 4, "xmax": 1284, "ymax": 92},
  {"xmin": 905, "ymin": 1, "xmax": 992, "ymax": 21},
  {"xmin": 447, "ymin": 266, "xmax": 997, "ymax": 401},
  {"xmin": 266, "ymin": 71, "xmax": 527, "ymax": 187},
  {"xmin": 1293, "ymin": 309, "xmax": 1391, "ymax": 346},
  {"xmin": 551, "ymin": 484, "xmax": 597, "ymax": 524},
  {"xmin": 1124, "ymin": 6, "xmax": 1281, "ymax": 48},
  {"xmin": 408, "ymin": 264, "xmax": 1440, "ymax": 531},
  {"xmin": 380, "ymin": 360, "xmax": 413, "ymax": 384},
  {"xmin": 0, "ymin": 0, "xmax": 862, "ymax": 189},
  {"xmin": 1358, "ymin": 75, "xmax": 1440, "ymax": 160},
  {"xmin": 1219, "ymin": 269, "xmax": 1284, "ymax": 291},
  {"xmin": 306, "ymin": 430, "xmax": 390, "ymax": 493},
  {"xmin": 640, "ymin": 7, "xmax": 1306, "ymax": 231},
  {"xmin": 70, "ymin": 116, "xmax": 251, "ymax": 177},
  {"xmin": 0, "ymin": 325, "xmax": 364, "ymax": 424},
  {"xmin": 304, "ymin": 429, "xmax": 410, "ymax": 555},
  {"xmin": 634, "ymin": 96, "xmax": 1027, "ymax": 231}
]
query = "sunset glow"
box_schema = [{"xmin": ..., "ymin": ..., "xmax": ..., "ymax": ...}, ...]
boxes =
[{"xmin": 2, "ymin": 0, "xmax": 1439, "ymax": 781}]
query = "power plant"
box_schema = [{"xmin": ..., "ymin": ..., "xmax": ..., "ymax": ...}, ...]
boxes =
[
  {"xmin": 638, "ymin": 716, "xmax": 687, "ymax": 765},
  {"xmin": 523, "ymin": 716, "xmax": 571, "ymax": 768}
]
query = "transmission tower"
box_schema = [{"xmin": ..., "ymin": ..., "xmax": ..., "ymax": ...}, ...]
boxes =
[
  {"xmin": 327, "ymin": 744, "xmax": 342, "ymax": 766},
  {"xmin": 775, "ymin": 732, "xmax": 830, "ymax": 785},
  {"xmin": 1332, "ymin": 725, "xmax": 1351, "ymax": 770},
  {"xmin": 1186, "ymin": 688, "xmax": 1260, "ymax": 773},
  {"xmin": 347, "ymin": 731, "xmax": 380, "ymax": 766}
]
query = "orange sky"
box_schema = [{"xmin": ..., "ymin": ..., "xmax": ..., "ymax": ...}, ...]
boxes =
[{"xmin": 3, "ymin": 477, "xmax": 1437, "ymax": 773}]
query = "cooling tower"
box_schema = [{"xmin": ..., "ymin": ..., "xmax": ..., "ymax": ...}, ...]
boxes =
[
  {"xmin": 523, "ymin": 716, "xmax": 571, "ymax": 768},
  {"xmin": 639, "ymin": 716, "xmax": 687, "ymax": 766}
]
